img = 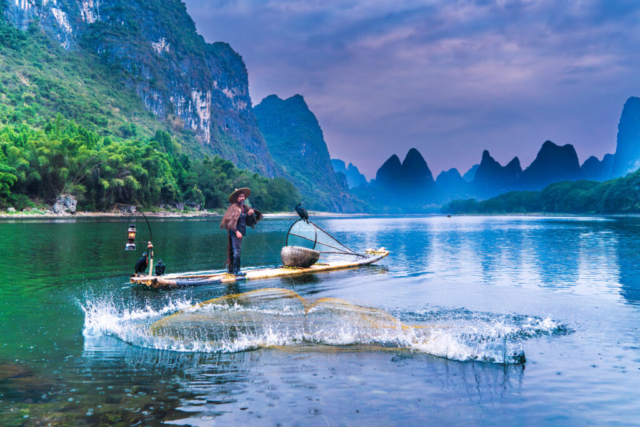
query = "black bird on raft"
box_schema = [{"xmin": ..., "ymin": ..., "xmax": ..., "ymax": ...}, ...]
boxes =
[
  {"xmin": 134, "ymin": 252, "xmax": 148, "ymax": 275},
  {"xmin": 295, "ymin": 204, "xmax": 309, "ymax": 223},
  {"xmin": 156, "ymin": 259, "xmax": 166, "ymax": 276}
]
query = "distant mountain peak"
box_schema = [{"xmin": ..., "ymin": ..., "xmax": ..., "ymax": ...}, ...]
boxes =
[
  {"xmin": 462, "ymin": 164, "xmax": 480, "ymax": 182},
  {"xmin": 473, "ymin": 150, "xmax": 521, "ymax": 198},
  {"xmin": 406, "ymin": 147, "xmax": 424, "ymax": 158},
  {"xmin": 612, "ymin": 97, "xmax": 640, "ymax": 177},
  {"xmin": 434, "ymin": 168, "xmax": 470, "ymax": 202},
  {"xmin": 255, "ymin": 93, "xmax": 356, "ymax": 212},
  {"xmin": 332, "ymin": 159, "xmax": 367, "ymax": 189},
  {"xmin": 506, "ymin": 157, "xmax": 522, "ymax": 171},
  {"xmin": 538, "ymin": 140, "xmax": 577, "ymax": 156},
  {"xmin": 436, "ymin": 168, "xmax": 463, "ymax": 181},
  {"xmin": 262, "ymin": 94, "xmax": 283, "ymax": 103},
  {"xmin": 375, "ymin": 154, "xmax": 402, "ymax": 187},
  {"xmin": 582, "ymin": 153, "xmax": 614, "ymax": 182},
  {"xmin": 261, "ymin": 94, "xmax": 309, "ymax": 107},
  {"xmin": 375, "ymin": 149, "xmax": 434, "ymax": 191},
  {"xmin": 332, "ymin": 159, "xmax": 347, "ymax": 171},
  {"xmin": 520, "ymin": 140, "xmax": 581, "ymax": 190},
  {"xmin": 385, "ymin": 154, "xmax": 402, "ymax": 167},
  {"xmin": 402, "ymin": 148, "xmax": 434, "ymax": 185},
  {"xmin": 504, "ymin": 157, "xmax": 523, "ymax": 177},
  {"xmin": 402, "ymin": 148, "xmax": 429, "ymax": 169}
]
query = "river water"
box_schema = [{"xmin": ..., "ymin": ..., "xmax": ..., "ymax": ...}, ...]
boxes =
[{"xmin": 0, "ymin": 215, "xmax": 639, "ymax": 425}]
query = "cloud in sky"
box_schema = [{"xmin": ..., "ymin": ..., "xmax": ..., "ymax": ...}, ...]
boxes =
[{"xmin": 183, "ymin": 0, "xmax": 640, "ymax": 178}]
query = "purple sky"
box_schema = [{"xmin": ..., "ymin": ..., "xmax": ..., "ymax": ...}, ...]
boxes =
[{"xmin": 183, "ymin": 0, "xmax": 640, "ymax": 179}]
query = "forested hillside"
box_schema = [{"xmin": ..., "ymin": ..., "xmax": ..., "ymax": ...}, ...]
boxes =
[
  {"xmin": 0, "ymin": 7, "xmax": 299, "ymax": 212},
  {"xmin": 0, "ymin": 115, "xmax": 298, "ymax": 212},
  {"xmin": 254, "ymin": 95, "xmax": 365, "ymax": 212},
  {"xmin": 3, "ymin": 0, "xmax": 277, "ymax": 175},
  {"xmin": 0, "ymin": 16, "xmax": 175, "ymax": 144}
]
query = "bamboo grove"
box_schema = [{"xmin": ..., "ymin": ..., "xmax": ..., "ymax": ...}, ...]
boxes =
[{"xmin": 0, "ymin": 116, "xmax": 299, "ymax": 212}]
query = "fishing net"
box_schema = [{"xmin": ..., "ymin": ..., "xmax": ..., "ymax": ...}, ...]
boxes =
[
  {"xmin": 285, "ymin": 220, "xmax": 363, "ymax": 261},
  {"xmin": 87, "ymin": 294, "xmax": 566, "ymax": 363},
  {"xmin": 148, "ymin": 288, "xmax": 446, "ymax": 354}
]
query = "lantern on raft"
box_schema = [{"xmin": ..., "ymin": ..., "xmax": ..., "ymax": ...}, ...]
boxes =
[
  {"xmin": 125, "ymin": 224, "xmax": 137, "ymax": 250},
  {"xmin": 124, "ymin": 210, "xmax": 156, "ymax": 276}
]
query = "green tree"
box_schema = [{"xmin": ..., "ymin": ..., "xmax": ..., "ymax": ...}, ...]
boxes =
[{"xmin": 0, "ymin": 116, "xmax": 299, "ymax": 212}]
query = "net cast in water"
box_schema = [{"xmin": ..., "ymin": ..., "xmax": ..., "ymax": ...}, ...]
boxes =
[{"xmin": 146, "ymin": 288, "xmax": 529, "ymax": 364}]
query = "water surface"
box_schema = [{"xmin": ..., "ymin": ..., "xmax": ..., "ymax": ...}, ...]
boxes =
[{"xmin": 0, "ymin": 215, "xmax": 639, "ymax": 425}]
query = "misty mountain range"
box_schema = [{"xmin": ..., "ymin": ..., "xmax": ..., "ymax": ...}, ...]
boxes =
[{"xmin": 331, "ymin": 96, "xmax": 640, "ymax": 210}]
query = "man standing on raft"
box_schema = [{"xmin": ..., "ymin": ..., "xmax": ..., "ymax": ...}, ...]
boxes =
[{"xmin": 221, "ymin": 188, "xmax": 262, "ymax": 276}]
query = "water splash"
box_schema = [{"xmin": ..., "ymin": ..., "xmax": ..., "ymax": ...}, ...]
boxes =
[
  {"xmin": 81, "ymin": 294, "xmax": 196, "ymax": 349},
  {"xmin": 396, "ymin": 308, "xmax": 571, "ymax": 363},
  {"xmin": 81, "ymin": 289, "xmax": 570, "ymax": 364}
]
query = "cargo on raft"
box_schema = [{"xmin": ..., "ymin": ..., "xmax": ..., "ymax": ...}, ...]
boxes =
[{"xmin": 130, "ymin": 249, "xmax": 389, "ymax": 289}]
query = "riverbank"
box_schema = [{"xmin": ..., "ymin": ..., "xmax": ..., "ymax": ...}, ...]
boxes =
[
  {"xmin": 0, "ymin": 210, "xmax": 371, "ymax": 219},
  {"xmin": 4, "ymin": 210, "xmax": 632, "ymax": 220}
]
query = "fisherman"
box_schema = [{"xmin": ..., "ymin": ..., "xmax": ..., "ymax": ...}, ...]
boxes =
[{"xmin": 220, "ymin": 187, "xmax": 263, "ymax": 276}]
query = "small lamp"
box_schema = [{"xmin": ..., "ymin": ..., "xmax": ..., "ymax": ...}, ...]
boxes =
[{"xmin": 125, "ymin": 224, "xmax": 137, "ymax": 250}]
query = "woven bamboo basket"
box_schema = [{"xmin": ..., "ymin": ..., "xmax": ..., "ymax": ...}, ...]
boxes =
[{"xmin": 281, "ymin": 246, "xmax": 320, "ymax": 268}]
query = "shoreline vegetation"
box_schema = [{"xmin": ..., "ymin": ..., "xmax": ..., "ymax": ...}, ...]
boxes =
[
  {"xmin": 442, "ymin": 169, "xmax": 640, "ymax": 216},
  {"xmin": 6, "ymin": 210, "xmax": 640, "ymax": 220},
  {"xmin": 0, "ymin": 115, "xmax": 301, "ymax": 214},
  {"xmin": 0, "ymin": 210, "xmax": 371, "ymax": 219}
]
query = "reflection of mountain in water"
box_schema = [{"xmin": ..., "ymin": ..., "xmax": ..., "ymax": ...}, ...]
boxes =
[
  {"xmin": 618, "ymin": 269, "xmax": 640, "ymax": 304},
  {"xmin": 614, "ymin": 219, "xmax": 640, "ymax": 305},
  {"xmin": 424, "ymin": 217, "xmax": 633, "ymax": 294},
  {"xmin": 531, "ymin": 220, "xmax": 581, "ymax": 287},
  {"xmin": 462, "ymin": 219, "xmax": 582, "ymax": 287}
]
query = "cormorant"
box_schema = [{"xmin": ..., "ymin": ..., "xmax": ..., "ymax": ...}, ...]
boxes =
[
  {"xmin": 156, "ymin": 259, "xmax": 166, "ymax": 276},
  {"xmin": 295, "ymin": 203, "xmax": 309, "ymax": 223},
  {"xmin": 134, "ymin": 252, "xmax": 148, "ymax": 275}
]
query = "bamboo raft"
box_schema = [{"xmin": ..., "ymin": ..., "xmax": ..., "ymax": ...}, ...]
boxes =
[{"xmin": 130, "ymin": 249, "xmax": 390, "ymax": 289}]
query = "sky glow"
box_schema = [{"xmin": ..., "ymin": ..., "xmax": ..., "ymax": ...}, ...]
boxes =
[{"xmin": 184, "ymin": 0, "xmax": 640, "ymax": 178}]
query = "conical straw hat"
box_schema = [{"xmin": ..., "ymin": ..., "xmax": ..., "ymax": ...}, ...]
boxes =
[{"xmin": 229, "ymin": 187, "xmax": 251, "ymax": 203}]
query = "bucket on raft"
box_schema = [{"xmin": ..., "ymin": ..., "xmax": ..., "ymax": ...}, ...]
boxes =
[{"xmin": 281, "ymin": 246, "xmax": 320, "ymax": 268}]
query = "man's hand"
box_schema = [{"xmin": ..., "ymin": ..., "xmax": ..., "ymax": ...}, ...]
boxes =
[
  {"xmin": 247, "ymin": 209, "xmax": 255, "ymax": 216},
  {"xmin": 235, "ymin": 231, "xmax": 243, "ymax": 239}
]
